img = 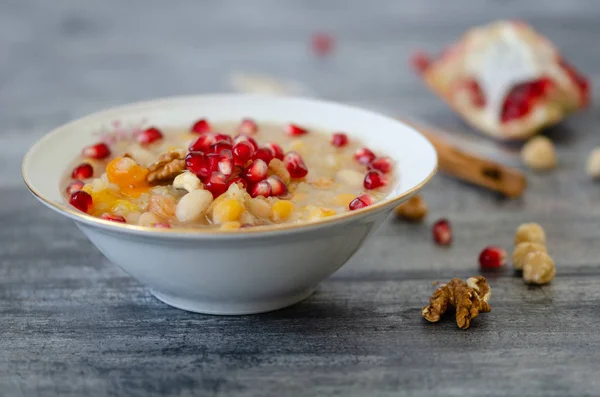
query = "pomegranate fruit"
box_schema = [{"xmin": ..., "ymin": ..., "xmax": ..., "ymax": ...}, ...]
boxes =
[
  {"xmin": 232, "ymin": 141, "xmax": 255, "ymax": 166},
  {"xmin": 217, "ymin": 150, "xmax": 234, "ymax": 176},
  {"xmin": 369, "ymin": 157, "xmax": 393, "ymax": 174},
  {"xmin": 185, "ymin": 152, "xmax": 210, "ymax": 179},
  {"xmin": 214, "ymin": 133, "xmax": 233, "ymax": 145},
  {"xmin": 265, "ymin": 142, "xmax": 284, "ymax": 160},
  {"xmin": 82, "ymin": 143, "xmax": 111, "ymax": 159},
  {"xmin": 210, "ymin": 141, "xmax": 233, "ymax": 155},
  {"xmin": 204, "ymin": 171, "xmax": 228, "ymax": 198},
  {"xmin": 266, "ymin": 175, "xmax": 288, "ymax": 196},
  {"xmin": 500, "ymin": 77, "xmax": 554, "ymax": 123},
  {"xmin": 189, "ymin": 133, "xmax": 216, "ymax": 152},
  {"xmin": 69, "ymin": 190, "xmax": 93, "ymax": 213},
  {"xmin": 253, "ymin": 147, "xmax": 275, "ymax": 164},
  {"xmin": 228, "ymin": 176, "xmax": 248, "ymax": 189},
  {"xmin": 65, "ymin": 180, "xmax": 85, "ymax": 195},
  {"xmin": 348, "ymin": 194, "xmax": 372, "ymax": 211},
  {"xmin": 249, "ymin": 180, "xmax": 272, "ymax": 198},
  {"xmin": 233, "ymin": 134, "xmax": 259, "ymax": 151}
]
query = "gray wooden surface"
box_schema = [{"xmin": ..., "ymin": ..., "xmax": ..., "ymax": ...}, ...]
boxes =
[{"xmin": 3, "ymin": 1, "xmax": 600, "ymax": 396}]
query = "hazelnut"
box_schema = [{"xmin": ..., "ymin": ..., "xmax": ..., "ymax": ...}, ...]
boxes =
[
  {"xmin": 522, "ymin": 251, "xmax": 556, "ymax": 285},
  {"xmin": 512, "ymin": 242, "xmax": 547, "ymax": 270},
  {"xmin": 514, "ymin": 222, "xmax": 546, "ymax": 245},
  {"xmin": 521, "ymin": 136, "xmax": 557, "ymax": 171},
  {"xmin": 586, "ymin": 147, "xmax": 600, "ymax": 179},
  {"xmin": 394, "ymin": 195, "xmax": 428, "ymax": 223}
]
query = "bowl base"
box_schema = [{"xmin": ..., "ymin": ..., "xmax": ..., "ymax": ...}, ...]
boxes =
[{"xmin": 150, "ymin": 287, "xmax": 316, "ymax": 315}]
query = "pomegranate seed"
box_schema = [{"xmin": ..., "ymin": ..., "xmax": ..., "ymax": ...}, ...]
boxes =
[
  {"xmin": 462, "ymin": 79, "xmax": 486, "ymax": 108},
  {"xmin": 432, "ymin": 219, "xmax": 452, "ymax": 246},
  {"xmin": 253, "ymin": 147, "xmax": 275, "ymax": 164},
  {"xmin": 153, "ymin": 223, "xmax": 171, "ymax": 229},
  {"xmin": 311, "ymin": 32, "xmax": 334, "ymax": 57},
  {"xmin": 479, "ymin": 246, "xmax": 507, "ymax": 269},
  {"xmin": 285, "ymin": 124, "xmax": 308, "ymax": 137},
  {"xmin": 500, "ymin": 77, "xmax": 554, "ymax": 123},
  {"xmin": 266, "ymin": 175, "xmax": 288, "ymax": 196},
  {"xmin": 228, "ymin": 176, "xmax": 248, "ymax": 189},
  {"xmin": 191, "ymin": 119, "xmax": 211, "ymax": 134},
  {"xmin": 69, "ymin": 190, "xmax": 93, "ymax": 213},
  {"xmin": 363, "ymin": 170, "xmax": 388, "ymax": 189},
  {"xmin": 331, "ymin": 133, "xmax": 349, "ymax": 147},
  {"xmin": 71, "ymin": 163, "xmax": 93, "ymax": 179},
  {"xmin": 217, "ymin": 150, "xmax": 234, "ymax": 176},
  {"xmin": 354, "ymin": 148, "xmax": 376, "ymax": 165},
  {"xmin": 189, "ymin": 133, "xmax": 216, "ymax": 152},
  {"xmin": 233, "ymin": 134, "xmax": 259, "ymax": 151},
  {"xmin": 232, "ymin": 141, "xmax": 255, "ymax": 166},
  {"xmin": 410, "ymin": 51, "xmax": 432, "ymax": 74},
  {"xmin": 185, "ymin": 152, "xmax": 210, "ymax": 179},
  {"xmin": 82, "ymin": 142, "xmax": 111, "ymax": 159},
  {"xmin": 369, "ymin": 157, "xmax": 393, "ymax": 174},
  {"xmin": 348, "ymin": 194, "xmax": 373, "ymax": 211},
  {"xmin": 137, "ymin": 127, "xmax": 163, "ymax": 145},
  {"xmin": 100, "ymin": 213, "xmax": 127, "ymax": 223},
  {"xmin": 65, "ymin": 180, "xmax": 84, "ymax": 195},
  {"xmin": 214, "ymin": 133, "xmax": 233, "ymax": 145},
  {"xmin": 244, "ymin": 159, "xmax": 269, "ymax": 183},
  {"xmin": 249, "ymin": 180, "xmax": 272, "ymax": 198},
  {"xmin": 239, "ymin": 118, "xmax": 258, "ymax": 135},
  {"xmin": 210, "ymin": 141, "xmax": 233, "ymax": 155},
  {"xmin": 204, "ymin": 172, "xmax": 228, "ymax": 198},
  {"xmin": 265, "ymin": 142, "xmax": 284, "ymax": 160},
  {"xmin": 283, "ymin": 151, "xmax": 309, "ymax": 179},
  {"xmin": 205, "ymin": 153, "xmax": 221, "ymax": 175}
]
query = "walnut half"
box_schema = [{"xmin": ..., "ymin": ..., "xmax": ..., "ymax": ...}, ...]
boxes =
[{"xmin": 146, "ymin": 149, "xmax": 186, "ymax": 184}]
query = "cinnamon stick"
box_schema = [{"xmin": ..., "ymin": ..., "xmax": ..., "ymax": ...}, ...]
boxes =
[{"xmin": 406, "ymin": 121, "xmax": 527, "ymax": 198}]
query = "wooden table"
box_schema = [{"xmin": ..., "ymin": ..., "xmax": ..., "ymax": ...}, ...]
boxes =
[{"xmin": 3, "ymin": 1, "xmax": 600, "ymax": 396}]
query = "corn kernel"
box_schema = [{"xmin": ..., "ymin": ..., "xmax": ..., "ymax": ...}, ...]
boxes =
[
  {"xmin": 220, "ymin": 221, "xmax": 242, "ymax": 230},
  {"xmin": 212, "ymin": 198, "xmax": 244, "ymax": 224},
  {"xmin": 270, "ymin": 200, "xmax": 294, "ymax": 222},
  {"xmin": 335, "ymin": 193, "xmax": 356, "ymax": 207},
  {"xmin": 307, "ymin": 207, "xmax": 336, "ymax": 221}
]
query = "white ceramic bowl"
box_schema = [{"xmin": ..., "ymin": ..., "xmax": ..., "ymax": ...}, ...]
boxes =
[{"xmin": 22, "ymin": 94, "xmax": 437, "ymax": 315}]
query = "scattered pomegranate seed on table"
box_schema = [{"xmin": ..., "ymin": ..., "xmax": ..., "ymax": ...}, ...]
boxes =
[
  {"xmin": 331, "ymin": 132, "xmax": 349, "ymax": 147},
  {"xmin": 432, "ymin": 219, "xmax": 452, "ymax": 246},
  {"xmin": 479, "ymin": 246, "xmax": 507, "ymax": 269},
  {"xmin": 136, "ymin": 127, "xmax": 163, "ymax": 145},
  {"xmin": 369, "ymin": 157, "xmax": 393, "ymax": 174},
  {"xmin": 354, "ymin": 148, "xmax": 376, "ymax": 165},
  {"xmin": 82, "ymin": 142, "xmax": 111, "ymax": 159},
  {"xmin": 100, "ymin": 213, "xmax": 127, "ymax": 223},
  {"xmin": 363, "ymin": 170, "xmax": 388, "ymax": 190},
  {"xmin": 191, "ymin": 119, "xmax": 211, "ymax": 134},
  {"xmin": 410, "ymin": 51, "xmax": 432, "ymax": 74},
  {"xmin": 285, "ymin": 124, "xmax": 308, "ymax": 137},
  {"xmin": 71, "ymin": 163, "xmax": 94, "ymax": 179},
  {"xmin": 239, "ymin": 118, "xmax": 258, "ymax": 135},
  {"xmin": 69, "ymin": 191, "xmax": 93, "ymax": 213},
  {"xmin": 311, "ymin": 32, "xmax": 334, "ymax": 57},
  {"xmin": 283, "ymin": 151, "xmax": 308, "ymax": 178},
  {"xmin": 65, "ymin": 180, "xmax": 85, "ymax": 195}
]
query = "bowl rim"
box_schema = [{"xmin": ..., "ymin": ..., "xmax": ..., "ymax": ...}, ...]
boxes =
[{"xmin": 22, "ymin": 93, "xmax": 437, "ymax": 238}]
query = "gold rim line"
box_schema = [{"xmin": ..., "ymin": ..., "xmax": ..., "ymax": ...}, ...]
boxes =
[{"xmin": 21, "ymin": 95, "xmax": 438, "ymax": 236}]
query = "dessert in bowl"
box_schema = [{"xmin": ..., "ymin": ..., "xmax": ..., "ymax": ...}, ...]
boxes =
[{"xmin": 22, "ymin": 94, "xmax": 437, "ymax": 314}]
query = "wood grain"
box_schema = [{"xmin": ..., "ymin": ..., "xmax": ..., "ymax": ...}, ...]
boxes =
[{"xmin": 2, "ymin": 1, "xmax": 600, "ymax": 396}]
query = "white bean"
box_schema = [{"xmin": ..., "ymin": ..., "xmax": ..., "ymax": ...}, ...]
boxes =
[
  {"xmin": 173, "ymin": 171, "xmax": 202, "ymax": 193},
  {"xmin": 176, "ymin": 189, "xmax": 213, "ymax": 222}
]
